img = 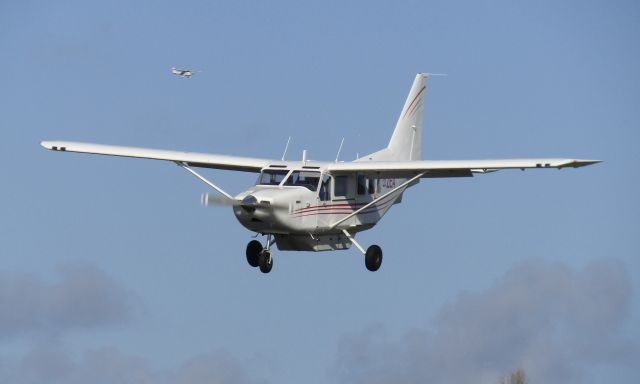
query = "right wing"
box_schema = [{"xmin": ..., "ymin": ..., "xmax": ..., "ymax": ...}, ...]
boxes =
[
  {"xmin": 327, "ymin": 158, "xmax": 601, "ymax": 178},
  {"xmin": 41, "ymin": 141, "xmax": 272, "ymax": 172}
]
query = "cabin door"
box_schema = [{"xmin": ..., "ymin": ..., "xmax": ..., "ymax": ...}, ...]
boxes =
[{"xmin": 321, "ymin": 174, "xmax": 356, "ymax": 229}]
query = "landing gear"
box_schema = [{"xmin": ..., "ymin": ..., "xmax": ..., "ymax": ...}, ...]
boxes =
[
  {"xmin": 246, "ymin": 235, "xmax": 274, "ymax": 273},
  {"xmin": 258, "ymin": 250, "xmax": 273, "ymax": 273},
  {"xmin": 246, "ymin": 240, "xmax": 262, "ymax": 267},
  {"xmin": 342, "ymin": 229, "xmax": 383, "ymax": 272},
  {"xmin": 365, "ymin": 245, "xmax": 383, "ymax": 272}
]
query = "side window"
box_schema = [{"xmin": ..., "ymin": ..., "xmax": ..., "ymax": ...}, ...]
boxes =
[
  {"xmin": 368, "ymin": 178, "xmax": 376, "ymax": 194},
  {"xmin": 283, "ymin": 170, "xmax": 321, "ymax": 191},
  {"xmin": 319, "ymin": 175, "xmax": 331, "ymax": 201},
  {"xmin": 334, "ymin": 175, "xmax": 348, "ymax": 198},
  {"xmin": 357, "ymin": 174, "xmax": 366, "ymax": 195}
]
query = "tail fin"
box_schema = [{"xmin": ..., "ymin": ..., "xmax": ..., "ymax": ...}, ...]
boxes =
[
  {"xmin": 387, "ymin": 73, "xmax": 427, "ymax": 160},
  {"xmin": 358, "ymin": 73, "xmax": 430, "ymax": 162}
]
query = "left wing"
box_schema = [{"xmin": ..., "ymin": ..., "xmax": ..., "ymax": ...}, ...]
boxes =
[
  {"xmin": 41, "ymin": 141, "xmax": 273, "ymax": 172},
  {"xmin": 327, "ymin": 158, "xmax": 601, "ymax": 178}
]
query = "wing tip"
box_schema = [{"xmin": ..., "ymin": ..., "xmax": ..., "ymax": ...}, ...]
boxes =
[
  {"xmin": 41, "ymin": 140, "xmax": 68, "ymax": 151},
  {"xmin": 566, "ymin": 159, "xmax": 602, "ymax": 168}
]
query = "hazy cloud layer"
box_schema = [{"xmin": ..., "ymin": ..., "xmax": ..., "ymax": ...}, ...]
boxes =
[
  {"xmin": 0, "ymin": 264, "xmax": 131, "ymax": 338},
  {"xmin": 3, "ymin": 345, "xmax": 258, "ymax": 384},
  {"xmin": 0, "ymin": 265, "xmax": 259, "ymax": 383},
  {"xmin": 334, "ymin": 259, "xmax": 637, "ymax": 384}
]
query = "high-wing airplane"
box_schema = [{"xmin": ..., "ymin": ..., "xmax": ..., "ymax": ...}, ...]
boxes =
[
  {"xmin": 41, "ymin": 73, "xmax": 600, "ymax": 273},
  {"xmin": 171, "ymin": 67, "xmax": 197, "ymax": 78}
]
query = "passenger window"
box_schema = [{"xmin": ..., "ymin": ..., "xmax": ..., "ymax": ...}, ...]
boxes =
[
  {"xmin": 334, "ymin": 175, "xmax": 348, "ymax": 197},
  {"xmin": 368, "ymin": 178, "xmax": 376, "ymax": 194},
  {"xmin": 357, "ymin": 174, "xmax": 366, "ymax": 195}
]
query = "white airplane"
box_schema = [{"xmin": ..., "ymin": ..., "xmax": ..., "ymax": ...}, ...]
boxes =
[
  {"xmin": 171, "ymin": 67, "xmax": 197, "ymax": 78},
  {"xmin": 41, "ymin": 73, "xmax": 599, "ymax": 273}
]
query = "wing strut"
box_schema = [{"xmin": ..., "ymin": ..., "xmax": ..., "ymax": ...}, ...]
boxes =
[
  {"xmin": 329, "ymin": 172, "xmax": 426, "ymax": 229},
  {"xmin": 176, "ymin": 162, "xmax": 234, "ymax": 200}
]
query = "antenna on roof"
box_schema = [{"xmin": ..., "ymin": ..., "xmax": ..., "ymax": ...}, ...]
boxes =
[
  {"xmin": 281, "ymin": 136, "xmax": 291, "ymax": 161},
  {"xmin": 335, "ymin": 137, "xmax": 345, "ymax": 163}
]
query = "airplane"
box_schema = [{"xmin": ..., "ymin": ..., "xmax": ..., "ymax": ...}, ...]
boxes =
[
  {"xmin": 41, "ymin": 73, "xmax": 600, "ymax": 274},
  {"xmin": 171, "ymin": 67, "xmax": 198, "ymax": 78}
]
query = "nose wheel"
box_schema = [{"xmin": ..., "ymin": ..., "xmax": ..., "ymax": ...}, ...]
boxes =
[
  {"xmin": 245, "ymin": 240, "xmax": 262, "ymax": 267},
  {"xmin": 246, "ymin": 235, "xmax": 274, "ymax": 273},
  {"xmin": 258, "ymin": 250, "xmax": 273, "ymax": 273}
]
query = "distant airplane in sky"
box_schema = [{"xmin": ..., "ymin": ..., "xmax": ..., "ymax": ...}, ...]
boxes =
[
  {"xmin": 41, "ymin": 73, "xmax": 600, "ymax": 274},
  {"xmin": 171, "ymin": 67, "xmax": 198, "ymax": 78}
]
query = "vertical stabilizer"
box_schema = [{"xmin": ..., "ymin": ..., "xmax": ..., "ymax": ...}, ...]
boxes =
[{"xmin": 387, "ymin": 73, "xmax": 427, "ymax": 160}]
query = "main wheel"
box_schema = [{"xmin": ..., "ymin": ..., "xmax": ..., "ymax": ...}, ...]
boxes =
[
  {"xmin": 246, "ymin": 240, "xmax": 262, "ymax": 267},
  {"xmin": 258, "ymin": 250, "xmax": 273, "ymax": 273},
  {"xmin": 365, "ymin": 245, "xmax": 383, "ymax": 271}
]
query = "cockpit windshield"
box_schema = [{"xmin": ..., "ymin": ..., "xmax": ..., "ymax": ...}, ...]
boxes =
[
  {"xmin": 283, "ymin": 170, "xmax": 321, "ymax": 191},
  {"xmin": 257, "ymin": 169, "xmax": 289, "ymax": 185}
]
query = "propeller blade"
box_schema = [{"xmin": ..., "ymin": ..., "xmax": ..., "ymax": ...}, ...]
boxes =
[
  {"xmin": 201, "ymin": 193, "xmax": 238, "ymax": 207},
  {"xmin": 201, "ymin": 193, "xmax": 289, "ymax": 210}
]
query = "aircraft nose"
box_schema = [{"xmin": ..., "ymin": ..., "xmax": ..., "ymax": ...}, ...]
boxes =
[
  {"xmin": 232, "ymin": 191, "xmax": 290, "ymax": 232},
  {"xmin": 240, "ymin": 195, "xmax": 258, "ymax": 213}
]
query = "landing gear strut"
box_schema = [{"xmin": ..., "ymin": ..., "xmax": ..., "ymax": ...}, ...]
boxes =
[{"xmin": 246, "ymin": 235, "xmax": 274, "ymax": 273}]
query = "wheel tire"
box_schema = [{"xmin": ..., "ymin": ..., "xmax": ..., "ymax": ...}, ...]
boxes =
[
  {"xmin": 246, "ymin": 240, "xmax": 262, "ymax": 267},
  {"xmin": 365, "ymin": 245, "xmax": 383, "ymax": 272},
  {"xmin": 258, "ymin": 251, "xmax": 273, "ymax": 273}
]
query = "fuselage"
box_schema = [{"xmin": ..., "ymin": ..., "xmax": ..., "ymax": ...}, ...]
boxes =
[
  {"xmin": 172, "ymin": 68, "xmax": 193, "ymax": 77},
  {"xmin": 231, "ymin": 165, "xmax": 409, "ymax": 251}
]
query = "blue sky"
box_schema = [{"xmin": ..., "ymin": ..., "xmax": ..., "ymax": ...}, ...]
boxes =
[{"xmin": 1, "ymin": 0, "xmax": 638, "ymax": 383}]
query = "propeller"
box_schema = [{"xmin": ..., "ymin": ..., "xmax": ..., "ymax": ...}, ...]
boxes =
[
  {"xmin": 201, "ymin": 193, "xmax": 289, "ymax": 211},
  {"xmin": 201, "ymin": 193, "xmax": 239, "ymax": 207}
]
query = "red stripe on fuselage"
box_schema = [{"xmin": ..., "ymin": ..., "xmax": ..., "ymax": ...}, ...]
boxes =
[
  {"xmin": 291, "ymin": 191, "xmax": 401, "ymax": 217},
  {"xmin": 292, "ymin": 190, "xmax": 401, "ymax": 214},
  {"xmin": 293, "ymin": 201, "xmax": 363, "ymax": 214},
  {"xmin": 293, "ymin": 196, "xmax": 397, "ymax": 218}
]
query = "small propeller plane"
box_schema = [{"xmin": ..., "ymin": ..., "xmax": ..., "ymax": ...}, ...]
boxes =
[
  {"xmin": 41, "ymin": 73, "xmax": 600, "ymax": 273},
  {"xmin": 171, "ymin": 67, "xmax": 197, "ymax": 78}
]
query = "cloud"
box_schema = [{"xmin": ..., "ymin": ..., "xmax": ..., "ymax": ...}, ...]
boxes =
[
  {"xmin": 173, "ymin": 352, "xmax": 260, "ymax": 384},
  {"xmin": 0, "ymin": 264, "xmax": 259, "ymax": 384},
  {"xmin": 4, "ymin": 345, "xmax": 259, "ymax": 384},
  {"xmin": 0, "ymin": 264, "xmax": 131, "ymax": 338},
  {"xmin": 14, "ymin": 345, "xmax": 154, "ymax": 384},
  {"xmin": 333, "ymin": 259, "xmax": 637, "ymax": 384}
]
